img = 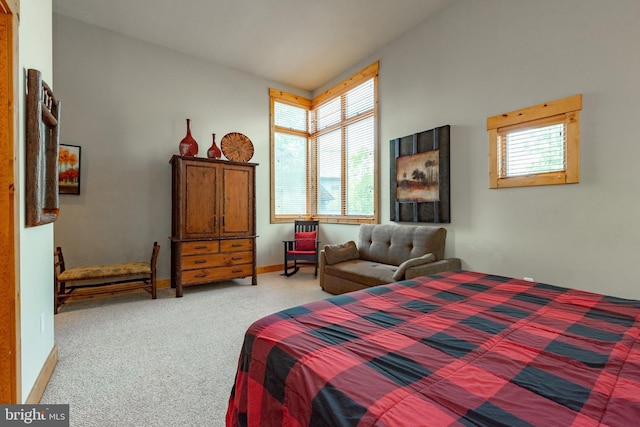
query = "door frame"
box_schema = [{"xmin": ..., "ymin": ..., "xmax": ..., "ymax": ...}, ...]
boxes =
[{"xmin": 0, "ymin": 0, "xmax": 20, "ymax": 404}]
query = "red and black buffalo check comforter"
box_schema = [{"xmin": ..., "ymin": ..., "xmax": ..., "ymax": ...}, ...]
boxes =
[{"xmin": 226, "ymin": 271, "xmax": 640, "ymax": 426}]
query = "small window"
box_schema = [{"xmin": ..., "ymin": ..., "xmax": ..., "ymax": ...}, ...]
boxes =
[{"xmin": 487, "ymin": 94, "xmax": 581, "ymax": 188}]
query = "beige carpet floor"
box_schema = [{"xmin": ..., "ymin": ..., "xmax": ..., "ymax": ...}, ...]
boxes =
[{"xmin": 41, "ymin": 270, "xmax": 329, "ymax": 427}]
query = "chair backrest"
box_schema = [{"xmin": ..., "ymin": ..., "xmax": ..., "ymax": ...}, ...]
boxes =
[
  {"xmin": 150, "ymin": 242, "xmax": 160, "ymax": 274},
  {"xmin": 294, "ymin": 220, "xmax": 319, "ymax": 234},
  {"xmin": 54, "ymin": 247, "xmax": 66, "ymax": 277},
  {"xmin": 293, "ymin": 220, "xmax": 319, "ymax": 251}
]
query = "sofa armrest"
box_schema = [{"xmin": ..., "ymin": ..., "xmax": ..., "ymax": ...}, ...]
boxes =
[
  {"xmin": 404, "ymin": 258, "xmax": 462, "ymax": 280},
  {"xmin": 319, "ymin": 250, "xmax": 328, "ymax": 290}
]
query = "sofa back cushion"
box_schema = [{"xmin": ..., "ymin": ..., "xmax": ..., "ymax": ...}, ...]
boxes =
[{"xmin": 357, "ymin": 224, "xmax": 446, "ymax": 266}]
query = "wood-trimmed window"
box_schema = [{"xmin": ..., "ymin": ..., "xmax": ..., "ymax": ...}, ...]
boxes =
[
  {"xmin": 270, "ymin": 62, "xmax": 379, "ymax": 224},
  {"xmin": 487, "ymin": 94, "xmax": 581, "ymax": 189}
]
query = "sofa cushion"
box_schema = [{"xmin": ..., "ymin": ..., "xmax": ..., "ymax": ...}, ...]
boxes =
[
  {"xmin": 324, "ymin": 241, "xmax": 359, "ymax": 265},
  {"xmin": 324, "ymin": 260, "xmax": 396, "ymax": 287},
  {"xmin": 392, "ymin": 253, "xmax": 436, "ymax": 281},
  {"xmin": 295, "ymin": 231, "xmax": 316, "ymax": 251},
  {"xmin": 358, "ymin": 224, "xmax": 447, "ymax": 266}
]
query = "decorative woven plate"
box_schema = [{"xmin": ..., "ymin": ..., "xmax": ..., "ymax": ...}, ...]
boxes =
[{"xmin": 220, "ymin": 132, "xmax": 254, "ymax": 162}]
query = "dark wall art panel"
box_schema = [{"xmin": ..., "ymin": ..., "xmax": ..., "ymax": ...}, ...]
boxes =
[{"xmin": 390, "ymin": 125, "xmax": 450, "ymax": 223}]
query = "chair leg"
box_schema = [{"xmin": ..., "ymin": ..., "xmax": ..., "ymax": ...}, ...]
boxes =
[
  {"xmin": 283, "ymin": 258, "xmax": 300, "ymax": 277},
  {"xmin": 54, "ymin": 278, "xmax": 59, "ymax": 315},
  {"xmin": 151, "ymin": 273, "xmax": 157, "ymax": 299}
]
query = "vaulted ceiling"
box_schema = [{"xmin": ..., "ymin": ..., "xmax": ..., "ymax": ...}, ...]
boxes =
[{"xmin": 52, "ymin": 0, "xmax": 454, "ymax": 91}]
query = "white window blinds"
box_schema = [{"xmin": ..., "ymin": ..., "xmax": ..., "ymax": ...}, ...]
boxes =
[
  {"xmin": 270, "ymin": 61, "xmax": 379, "ymax": 222},
  {"xmin": 313, "ymin": 77, "xmax": 376, "ymax": 217},
  {"xmin": 501, "ymin": 123, "xmax": 566, "ymax": 177},
  {"xmin": 273, "ymin": 100, "xmax": 308, "ymax": 215}
]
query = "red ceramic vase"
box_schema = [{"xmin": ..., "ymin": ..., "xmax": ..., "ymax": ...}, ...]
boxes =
[
  {"xmin": 207, "ymin": 133, "xmax": 222, "ymax": 159},
  {"xmin": 179, "ymin": 118, "xmax": 198, "ymax": 157}
]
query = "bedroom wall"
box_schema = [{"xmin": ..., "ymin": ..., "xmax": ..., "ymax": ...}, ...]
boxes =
[
  {"xmin": 53, "ymin": 0, "xmax": 640, "ymax": 301},
  {"xmin": 18, "ymin": 0, "xmax": 55, "ymax": 402},
  {"xmin": 52, "ymin": 15, "xmax": 309, "ymax": 282},
  {"xmin": 319, "ymin": 0, "xmax": 640, "ymax": 299}
]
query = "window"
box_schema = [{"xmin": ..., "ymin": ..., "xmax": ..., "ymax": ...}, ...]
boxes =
[
  {"xmin": 487, "ymin": 94, "xmax": 581, "ymax": 188},
  {"xmin": 271, "ymin": 92, "xmax": 310, "ymax": 216},
  {"xmin": 270, "ymin": 62, "xmax": 378, "ymax": 223}
]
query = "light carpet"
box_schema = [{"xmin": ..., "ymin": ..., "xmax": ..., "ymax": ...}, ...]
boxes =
[{"xmin": 41, "ymin": 270, "xmax": 330, "ymax": 427}]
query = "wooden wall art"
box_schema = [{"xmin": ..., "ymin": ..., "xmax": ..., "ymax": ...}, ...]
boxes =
[
  {"xmin": 26, "ymin": 68, "xmax": 61, "ymax": 227},
  {"xmin": 390, "ymin": 125, "xmax": 450, "ymax": 223}
]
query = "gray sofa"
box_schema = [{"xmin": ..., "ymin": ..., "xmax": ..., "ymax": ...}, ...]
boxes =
[{"xmin": 319, "ymin": 224, "xmax": 461, "ymax": 295}]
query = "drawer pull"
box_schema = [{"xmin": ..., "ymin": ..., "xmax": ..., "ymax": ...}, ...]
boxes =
[
  {"xmin": 194, "ymin": 259, "xmax": 207, "ymax": 264},
  {"xmin": 232, "ymin": 269, "xmax": 243, "ymax": 273},
  {"xmin": 194, "ymin": 273, "xmax": 208, "ymax": 278},
  {"xmin": 232, "ymin": 257, "xmax": 242, "ymax": 260},
  {"xmin": 194, "ymin": 245, "xmax": 208, "ymax": 250},
  {"xmin": 232, "ymin": 243, "xmax": 243, "ymax": 247}
]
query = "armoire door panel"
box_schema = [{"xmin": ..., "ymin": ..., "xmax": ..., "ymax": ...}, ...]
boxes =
[
  {"xmin": 184, "ymin": 164, "xmax": 217, "ymax": 237},
  {"xmin": 221, "ymin": 167, "xmax": 253, "ymax": 236}
]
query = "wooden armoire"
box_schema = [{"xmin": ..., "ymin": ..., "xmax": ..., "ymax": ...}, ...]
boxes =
[{"xmin": 170, "ymin": 155, "xmax": 257, "ymax": 297}]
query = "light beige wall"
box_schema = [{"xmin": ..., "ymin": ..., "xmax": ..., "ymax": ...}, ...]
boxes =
[
  {"xmin": 326, "ymin": 0, "xmax": 640, "ymax": 299},
  {"xmin": 52, "ymin": 15, "xmax": 309, "ymax": 280},
  {"xmin": 54, "ymin": 0, "xmax": 640, "ymax": 300},
  {"xmin": 18, "ymin": 0, "xmax": 55, "ymax": 402}
]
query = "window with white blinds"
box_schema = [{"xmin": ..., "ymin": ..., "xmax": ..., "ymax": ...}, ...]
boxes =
[
  {"xmin": 487, "ymin": 94, "xmax": 581, "ymax": 189},
  {"xmin": 501, "ymin": 122, "xmax": 565, "ymax": 177},
  {"xmin": 316, "ymin": 130, "xmax": 342, "ymax": 215},
  {"xmin": 270, "ymin": 62, "xmax": 379, "ymax": 223},
  {"xmin": 274, "ymin": 132, "xmax": 307, "ymax": 215},
  {"xmin": 312, "ymin": 77, "xmax": 376, "ymax": 219},
  {"xmin": 271, "ymin": 93, "xmax": 309, "ymax": 217},
  {"xmin": 274, "ymin": 101, "xmax": 307, "ymax": 131},
  {"xmin": 345, "ymin": 116, "xmax": 375, "ymax": 215}
]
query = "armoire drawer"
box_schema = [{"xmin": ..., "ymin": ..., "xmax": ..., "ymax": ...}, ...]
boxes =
[
  {"xmin": 181, "ymin": 264, "xmax": 254, "ymax": 285},
  {"xmin": 220, "ymin": 239, "xmax": 252, "ymax": 252},
  {"xmin": 181, "ymin": 241, "xmax": 220, "ymax": 255},
  {"xmin": 181, "ymin": 251, "xmax": 253, "ymax": 270}
]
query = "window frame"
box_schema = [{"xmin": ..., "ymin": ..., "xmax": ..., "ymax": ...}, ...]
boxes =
[
  {"xmin": 487, "ymin": 94, "xmax": 581, "ymax": 189},
  {"xmin": 270, "ymin": 62, "xmax": 379, "ymax": 224},
  {"xmin": 269, "ymin": 90, "xmax": 312, "ymax": 222}
]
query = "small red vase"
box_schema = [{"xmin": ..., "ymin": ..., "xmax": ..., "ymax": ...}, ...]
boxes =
[
  {"xmin": 207, "ymin": 133, "xmax": 222, "ymax": 159},
  {"xmin": 179, "ymin": 118, "xmax": 198, "ymax": 157}
]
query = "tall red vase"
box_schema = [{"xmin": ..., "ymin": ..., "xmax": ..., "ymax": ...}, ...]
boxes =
[
  {"xmin": 207, "ymin": 133, "xmax": 222, "ymax": 159},
  {"xmin": 179, "ymin": 118, "xmax": 198, "ymax": 157}
]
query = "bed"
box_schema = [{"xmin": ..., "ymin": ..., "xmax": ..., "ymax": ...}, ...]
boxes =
[{"xmin": 226, "ymin": 270, "xmax": 640, "ymax": 426}]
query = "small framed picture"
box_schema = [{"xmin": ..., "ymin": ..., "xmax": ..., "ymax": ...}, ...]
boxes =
[{"xmin": 58, "ymin": 144, "xmax": 81, "ymax": 195}]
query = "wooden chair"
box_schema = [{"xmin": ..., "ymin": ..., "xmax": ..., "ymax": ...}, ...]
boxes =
[
  {"xmin": 54, "ymin": 242, "xmax": 160, "ymax": 313},
  {"xmin": 282, "ymin": 220, "xmax": 320, "ymax": 277}
]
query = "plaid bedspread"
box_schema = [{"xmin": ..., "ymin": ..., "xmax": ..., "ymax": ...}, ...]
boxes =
[{"xmin": 226, "ymin": 271, "xmax": 640, "ymax": 426}]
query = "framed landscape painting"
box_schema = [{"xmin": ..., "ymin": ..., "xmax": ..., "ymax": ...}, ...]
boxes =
[
  {"xmin": 390, "ymin": 125, "xmax": 450, "ymax": 223},
  {"xmin": 58, "ymin": 144, "xmax": 81, "ymax": 195}
]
